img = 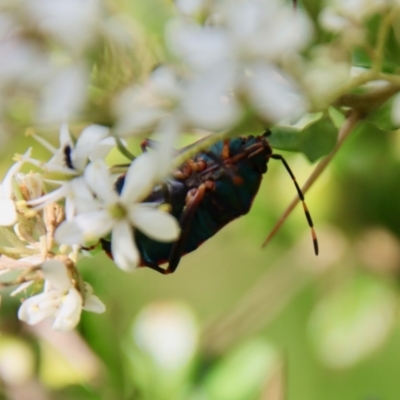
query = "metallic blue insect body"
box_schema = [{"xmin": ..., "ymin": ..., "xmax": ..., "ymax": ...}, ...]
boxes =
[{"xmin": 106, "ymin": 133, "xmax": 318, "ymax": 274}]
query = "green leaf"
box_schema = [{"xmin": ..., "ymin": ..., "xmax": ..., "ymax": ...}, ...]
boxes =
[
  {"xmin": 268, "ymin": 126, "xmax": 302, "ymax": 152},
  {"xmin": 352, "ymin": 47, "xmax": 373, "ymax": 69},
  {"xmin": 365, "ymin": 98, "xmax": 397, "ymax": 131},
  {"xmin": 299, "ymin": 115, "xmax": 338, "ymax": 162},
  {"xmin": 328, "ymin": 107, "xmax": 345, "ymax": 129},
  {"xmin": 352, "ymin": 18, "xmax": 399, "ymax": 73},
  {"xmin": 358, "ymin": 14, "xmax": 400, "ymax": 73},
  {"xmin": 269, "ymin": 115, "xmax": 338, "ymax": 162},
  {"xmin": 382, "ymin": 23, "xmax": 400, "ymax": 73}
]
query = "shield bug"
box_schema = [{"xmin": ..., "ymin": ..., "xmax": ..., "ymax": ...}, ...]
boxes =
[{"xmin": 103, "ymin": 132, "xmax": 318, "ymax": 274}]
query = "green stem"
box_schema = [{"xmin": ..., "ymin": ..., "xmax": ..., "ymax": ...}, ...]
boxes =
[
  {"xmin": 373, "ymin": 7, "xmax": 399, "ymax": 73},
  {"xmin": 336, "ymin": 82, "xmax": 400, "ymax": 113},
  {"xmin": 170, "ymin": 130, "xmax": 229, "ymax": 170},
  {"xmin": 312, "ymin": 70, "xmax": 378, "ymax": 112},
  {"xmin": 170, "ymin": 111, "xmax": 257, "ymax": 170},
  {"xmin": 111, "ymin": 131, "xmax": 135, "ymax": 161},
  {"xmin": 378, "ymin": 73, "xmax": 400, "ymax": 85}
]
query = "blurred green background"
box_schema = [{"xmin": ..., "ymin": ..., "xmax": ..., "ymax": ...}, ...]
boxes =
[{"xmin": 1, "ymin": 0, "xmax": 400, "ymax": 399}]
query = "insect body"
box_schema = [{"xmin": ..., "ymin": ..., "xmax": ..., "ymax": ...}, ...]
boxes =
[{"xmin": 106, "ymin": 133, "xmax": 318, "ymax": 274}]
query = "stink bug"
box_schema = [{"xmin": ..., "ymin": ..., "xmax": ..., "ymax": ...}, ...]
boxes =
[{"xmin": 103, "ymin": 132, "xmax": 318, "ymax": 274}]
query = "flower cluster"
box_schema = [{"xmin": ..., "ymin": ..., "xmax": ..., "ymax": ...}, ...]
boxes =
[
  {"xmin": 0, "ymin": 0, "xmax": 137, "ymax": 149},
  {"xmin": 115, "ymin": 0, "xmax": 313, "ymax": 137},
  {"xmin": 0, "ymin": 122, "xmax": 180, "ymax": 330},
  {"xmin": 18, "ymin": 260, "xmax": 105, "ymax": 331}
]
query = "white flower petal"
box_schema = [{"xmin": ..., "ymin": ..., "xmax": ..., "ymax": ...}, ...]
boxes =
[
  {"xmin": 18, "ymin": 291, "xmax": 59, "ymax": 325},
  {"xmin": 113, "ymin": 86, "xmax": 165, "ymax": 136},
  {"xmin": 130, "ymin": 205, "xmax": 180, "ymax": 242},
  {"xmin": 82, "ymin": 282, "xmax": 105, "ymax": 313},
  {"xmin": 55, "ymin": 218, "xmax": 85, "ymax": 244},
  {"xmin": 166, "ymin": 19, "xmax": 232, "ymax": 70},
  {"xmin": 150, "ymin": 66, "xmax": 182, "ymax": 101},
  {"xmin": 55, "ymin": 210, "xmax": 114, "ymax": 245},
  {"xmin": 150, "ymin": 116, "xmax": 180, "ymax": 178},
  {"xmin": 27, "ymin": 0, "xmax": 100, "ymax": 55},
  {"xmin": 76, "ymin": 211, "xmax": 115, "ymax": 240},
  {"xmin": 67, "ymin": 177, "xmax": 99, "ymax": 217},
  {"xmin": 175, "ymin": 0, "xmax": 205, "ymax": 16},
  {"xmin": 0, "ymin": 198, "xmax": 17, "ymax": 226},
  {"xmin": 246, "ymin": 64, "xmax": 307, "ymax": 122},
  {"xmin": 319, "ymin": 8, "xmax": 349, "ymax": 32},
  {"xmin": 182, "ymin": 66, "xmax": 241, "ymax": 130},
  {"xmin": 111, "ymin": 221, "xmax": 139, "ymax": 271},
  {"xmin": 121, "ymin": 153, "xmax": 157, "ymax": 203},
  {"xmin": 84, "ymin": 160, "xmax": 119, "ymax": 204},
  {"xmin": 224, "ymin": 0, "xmax": 312, "ymax": 60},
  {"xmin": 83, "ymin": 294, "xmax": 106, "ymax": 313},
  {"xmin": 52, "ymin": 288, "xmax": 82, "ymax": 331},
  {"xmin": 37, "ymin": 63, "xmax": 89, "ymax": 124},
  {"xmin": 2, "ymin": 148, "xmax": 32, "ymax": 199},
  {"xmin": 72, "ymin": 124, "xmax": 110, "ymax": 171},
  {"xmin": 41, "ymin": 260, "xmax": 71, "ymax": 292},
  {"xmin": 89, "ymin": 136, "xmax": 117, "ymax": 162},
  {"xmin": 27, "ymin": 184, "xmax": 69, "ymax": 208},
  {"xmin": 0, "ymin": 39, "xmax": 49, "ymax": 86}
]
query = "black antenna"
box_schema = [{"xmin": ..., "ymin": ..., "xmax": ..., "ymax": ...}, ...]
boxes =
[{"xmin": 270, "ymin": 153, "xmax": 319, "ymax": 255}]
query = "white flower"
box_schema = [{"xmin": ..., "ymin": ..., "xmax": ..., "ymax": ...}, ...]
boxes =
[
  {"xmin": 180, "ymin": 61, "xmax": 306, "ymax": 129},
  {"xmin": 181, "ymin": 64, "xmax": 242, "ymax": 130},
  {"xmin": 17, "ymin": 260, "xmax": 105, "ymax": 331},
  {"xmin": 322, "ymin": 0, "xmax": 389, "ymax": 26},
  {"xmin": 167, "ymin": 22, "xmax": 232, "ymax": 72},
  {"xmin": 82, "ymin": 282, "xmax": 106, "ymax": 313},
  {"xmin": 165, "ymin": 0, "xmax": 311, "ymax": 128},
  {"xmin": 113, "ymin": 66, "xmax": 183, "ymax": 136},
  {"xmin": 319, "ymin": 8, "xmax": 351, "ymax": 32},
  {"xmin": 32, "ymin": 123, "xmax": 114, "ymax": 175},
  {"xmin": 25, "ymin": 0, "xmax": 102, "ymax": 55},
  {"xmin": 303, "ymin": 58, "xmax": 351, "ymax": 102},
  {"xmin": 319, "ymin": 0, "xmax": 392, "ymax": 45},
  {"xmin": 168, "ymin": 0, "xmax": 312, "ymax": 68},
  {"xmin": 133, "ymin": 302, "xmax": 198, "ymax": 370},
  {"xmin": 175, "ymin": 0, "xmax": 207, "ymax": 16},
  {"xmin": 0, "ymin": 40, "xmax": 52, "ymax": 89},
  {"xmin": 0, "ymin": 148, "xmax": 32, "ymax": 226},
  {"xmin": 55, "ymin": 154, "xmax": 180, "ymax": 271},
  {"xmin": 37, "ymin": 62, "xmax": 90, "ymax": 124},
  {"xmin": 223, "ymin": 0, "xmax": 312, "ymax": 61},
  {"xmin": 15, "ymin": 172, "xmax": 44, "ymax": 201},
  {"xmin": 245, "ymin": 63, "xmax": 306, "ymax": 122},
  {"xmin": 28, "ymin": 124, "xmax": 116, "ymax": 219}
]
